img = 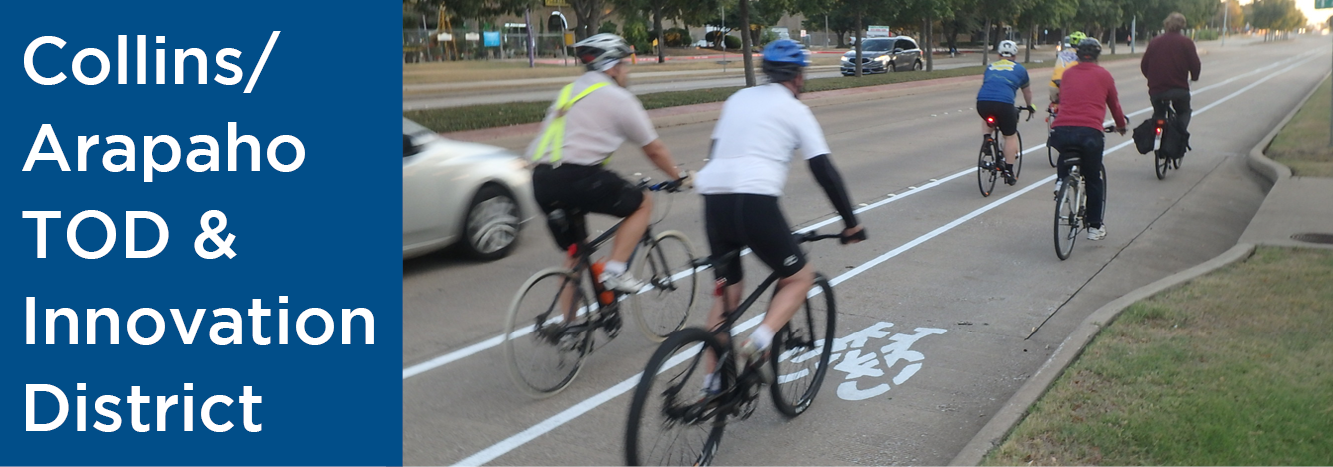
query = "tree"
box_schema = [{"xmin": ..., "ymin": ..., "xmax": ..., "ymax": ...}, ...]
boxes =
[
  {"xmin": 1014, "ymin": 0, "xmax": 1075, "ymax": 62},
  {"xmin": 1213, "ymin": 0, "xmax": 1244, "ymax": 31}
]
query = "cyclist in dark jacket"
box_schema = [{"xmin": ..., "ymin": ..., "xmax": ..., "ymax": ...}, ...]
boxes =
[{"xmin": 1141, "ymin": 12, "xmax": 1201, "ymax": 132}]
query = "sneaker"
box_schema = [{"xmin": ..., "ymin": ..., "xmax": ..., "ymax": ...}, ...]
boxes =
[
  {"xmin": 738, "ymin": 338, "xmax": 774, "ymax": 385},
  {"xmin": 599, "ymin": 270, "xmax": 647, "ymax": 293},
  {"xmin": 1087, "ymin": 226, "xmax": 1107, "ymax": 241},
  {"xmin": 1003, "ymin": 168, "xmax": 1017, "ymax": 186}
]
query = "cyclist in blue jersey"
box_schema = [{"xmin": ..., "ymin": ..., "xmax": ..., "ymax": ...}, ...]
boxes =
[{"xmin": 976, "ymin": 40, "xmax": 1035, "ymax": 185}]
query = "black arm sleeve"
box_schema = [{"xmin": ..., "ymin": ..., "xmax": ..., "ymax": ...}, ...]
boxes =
[{"xmin": 808, "ymin": 154, "xmax": 859, "ymax": 228}]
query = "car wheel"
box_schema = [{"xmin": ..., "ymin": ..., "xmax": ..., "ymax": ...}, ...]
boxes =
[
  {"xmin": 889, "ymin": 62, "xmax": 897, "ymax": 72},
  {"xmin": 460, "ymin": 185, "xmax": 520, "ymax": 260},
  {"xmin": 914, "ymin": 59, "xmax": 923, "ymax": 71}
]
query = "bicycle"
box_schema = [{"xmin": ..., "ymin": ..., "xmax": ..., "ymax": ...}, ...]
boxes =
[
  {"xmin": 624, "ymin": 231, "xmax": 842, "ymax": 466},
  {"xmin": 1046, "ymin": 106, "xmax": 1058, "ymax": 167},
  {"xmin": 977, "ymin": 106, "xmax": 1033, "ymax": 197},
  {"xmin": 1053, "ymin": 124, "xmax": 1118, "ymax": 260},
  {"xmin": 1151, "ymin": 106, "xmax": 1183, "ymax": 180},
  {"xmin": 504, "ymin": 178, "xmax": 698, "ymax": 399}
]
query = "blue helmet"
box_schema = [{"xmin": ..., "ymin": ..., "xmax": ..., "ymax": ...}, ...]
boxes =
[{"xmin": 762, "ymin": 39, "xmax": 808, "ymax": 67}]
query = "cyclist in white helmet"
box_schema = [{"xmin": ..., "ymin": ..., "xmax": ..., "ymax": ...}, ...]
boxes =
[
  {"xmin": 975, "ymin": 40, "xmax": 1034, "ymax": 186},
  {"xmin": 525, "ymin": 33, "xmax": 692, "ymax": 292}
]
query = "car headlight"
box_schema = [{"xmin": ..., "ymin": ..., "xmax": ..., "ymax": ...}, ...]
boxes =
[{"xmin": 841, "ymin": 57, "xmax": 851, "ymax": 64}]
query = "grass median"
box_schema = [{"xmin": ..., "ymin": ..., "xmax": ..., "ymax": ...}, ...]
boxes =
[
  {"xmin": 409, "ymin": 53, "xmax": 1142, "ymax": 134},
  {"xmin": 982, "ymin": 246, "xmax": 1333, "ymax": 466},
  {"xmin": 1267, "ymin": 75, "xmax": 1333, "ymax": 177}
]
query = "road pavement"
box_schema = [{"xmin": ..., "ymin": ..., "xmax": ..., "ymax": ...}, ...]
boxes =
[{"xmin": 402, "ymin": 36, "xmax": 1327, "ymax": 465}]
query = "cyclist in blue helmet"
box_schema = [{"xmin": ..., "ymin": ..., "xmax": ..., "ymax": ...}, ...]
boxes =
[{"xmin": 694, "ymin": 39, "xmax": 866, "ymax": 393}]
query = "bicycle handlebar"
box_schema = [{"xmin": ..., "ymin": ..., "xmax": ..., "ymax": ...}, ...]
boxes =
[
  {"xmin": 637, "ymin": 177, "xmax": 686, "ymax": 193},
  {"xmin": 1018, "ymin": 105, "xmax": 1036, "ymax": 122}
]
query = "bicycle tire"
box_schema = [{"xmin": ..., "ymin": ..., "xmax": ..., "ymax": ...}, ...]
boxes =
[
  {"xmin": 770, "ymin": 273, "xmax": 836, "ymax": 417},
  {"xmin": 1054, "ymin": 177, "xmax": 1079, "ymax": 260},
  {"xmin": 1013, "ymin": 131, "xmax": 1024, "ymax": 181},
  {"xmin": 503, "ymin": 267, "xmax": 593, "ymax": 398},
  {"xmin": 1154, "ymin": 149, "xmax": 1168, "ymax": 179},
  {"xmin": 977, "ymin": 141, "xmax": 998, "ymax": 197},
  {"xmin": 1047, "ymin": 122, "xmax": 1057, "ymax": 167},
  {"xmin": 626, "ymin": 328, "xmax": 731, "ymax": 466},
  {"xmin": 631, "ymin": 230, "xmax": 698, "ymax": 342}
]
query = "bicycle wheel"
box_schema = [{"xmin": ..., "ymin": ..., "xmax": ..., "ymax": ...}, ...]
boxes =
[
  {"xmin": 1047, "ymin": 123, "xmax": 1057, "ymax": 167},
  {"xmin": 1154, "ymin": 149, "xmax": 1168, "ymax": 180},
  {"xmin": 626, "ymin": 328, "xmax": 731, "ymax": 466},
  {"xmin": 770, "ymin": 273, "xmax": 836, "ymax": 417},
  {"xmin": 631, "ymin": 230, "xmax": 698, "ymax": 342},
  {"xmin": 977, "ymin": 141, "xmax": 998, "ymax": 197},
  {"xmin": 1053, "ymin": 177, "xmax": 1080, "ymax": 260},
  {"xmin": 1012, "ymin": 131, "xmax": 1024, "ymax": 181},
  {"xmin": 503, "ymin": 267, "xmax": 594, "ymax": 398}
]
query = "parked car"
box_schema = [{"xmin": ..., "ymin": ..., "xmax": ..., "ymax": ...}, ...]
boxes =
[
  {"xmin": 402, "ymin": 117, "xmax": 538, "ymax": 260},
  {"xmin": 841, "ymin": 36, "xmax": 924, "ymax": 75}
]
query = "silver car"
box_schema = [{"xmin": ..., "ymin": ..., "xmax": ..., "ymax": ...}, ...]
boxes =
[
  {"xmin": 402, "ymin": 117, "xmax": 538, "ymax": 260},
  {"xmin": 841, "ymin": 36, "xmax": 924, "ymax": 75}
]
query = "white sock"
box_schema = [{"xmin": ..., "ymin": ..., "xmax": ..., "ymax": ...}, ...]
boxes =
[
  {"xmin": 702, "ymin": 372, "xmax": 721, "ymax": 392},
  {"xmin": 604, "ymin": 261, "xmax": 627, "ymax": 276},
  {"xmin": 749, "ymin": 324, "xmax": 775, "ymax": 350}
]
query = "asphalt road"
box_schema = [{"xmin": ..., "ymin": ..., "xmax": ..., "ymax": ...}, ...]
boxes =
[{"xmin": 403, "ymin": 36, "xmax": 1328, "ymax": 465}]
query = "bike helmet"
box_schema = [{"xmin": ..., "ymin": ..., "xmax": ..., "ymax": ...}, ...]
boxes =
[
  {"xmin": 1069, "ymin": 31, "xmax": 1087, "ymax": 44},
  {"xmin": 761, "ymin": 39, "xmax": 808, "ymax": 83},
  {"xmin": 997, "ymin": 40, "xmax": 1018, "ymax": 57},
  {"xmin": 574, "ymin": 33, "xmax": 632, "ymax": 71},
  {"xmin": 1075, "ymin": 37, "xmax": 1102, "ymax": 61}
]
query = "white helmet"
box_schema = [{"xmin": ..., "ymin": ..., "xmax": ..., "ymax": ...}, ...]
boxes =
[
  {"xmin": 573, "ymin": 33, "xmax": 632, "ymax": 71},
  {"xmin": 998, "ymin": 40, "xmax": 1018, "ymax": 57}
]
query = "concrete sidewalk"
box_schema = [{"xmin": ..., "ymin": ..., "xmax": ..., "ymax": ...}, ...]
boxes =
[{"xmin": 950, "ymin": 71, "xmax": 1333, "ymax": 466}]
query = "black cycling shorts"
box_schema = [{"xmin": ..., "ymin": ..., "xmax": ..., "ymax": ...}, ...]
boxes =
[
  {"xmin": 532, "ymin": 163, "xmax": 644, "ymax": 250},
  {"xmin": 703, "ymin": 194, "xmax": 806, "ymax": 284},
  {"xmin": 976, "ymin": 100, "xmax": 1019, "ymax": 136}
]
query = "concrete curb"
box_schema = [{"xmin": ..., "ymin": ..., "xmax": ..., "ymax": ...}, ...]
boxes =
[
  {"xmin": 949, "ymin": 69, "xmax": 1331, "ymax": 466},
  {"xmin": 948, "ymin": 242, "xmax": 1256, "ymax": 466},
  {"xmin": 1244, "ymin": 72, "xmax": 1328, "ymax": 186}
]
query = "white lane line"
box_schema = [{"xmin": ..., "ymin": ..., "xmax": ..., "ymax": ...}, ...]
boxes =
[
  {"xmin": 447, "ymin": 53, "xmax": 1324, "ymax": 465},
  {"xmin": 404, "ymin": 50, "xmax": 1323, "ymax": 381}
]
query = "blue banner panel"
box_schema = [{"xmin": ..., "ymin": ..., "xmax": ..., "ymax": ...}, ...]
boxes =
[{"xmin": 1, "ymin": 1, "xmax": 402, "ymax": 465}]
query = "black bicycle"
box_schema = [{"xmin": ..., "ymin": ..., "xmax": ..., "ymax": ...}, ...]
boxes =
[
  {"xmin": 977, "ymin": 106, "xmax": 1034, "ymax": 197},
  {"xmin": 1152, "ymin": 107, "xmax": 1183, "ymax": 180},
  {"xmin": 624, "ymin": 231, "xmax": 842, "ymax": 466},
  {"xmin": 504, "ymin": 178, "xmax": 697, "ymax": 398},
  {"xmin": 1053, "ymin": 125, "xmax": 1117, "ymax": 260}
]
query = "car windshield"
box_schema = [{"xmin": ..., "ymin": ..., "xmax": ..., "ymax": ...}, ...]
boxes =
[
  {"xmin": 403, "ymin": 118, "xmax": 440, "ymax": 146},
  {"xmin": 862, "ymin": 39, "xmax": 892, "ymax": 52}
]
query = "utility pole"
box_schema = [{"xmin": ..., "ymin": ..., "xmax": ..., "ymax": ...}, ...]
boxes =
[
  {"xmin": 1131, "ymin": 15, "xmax": 1136, "ymax": 53},
  {"xmin": 1222, "ymin": 4, "xmax": 1228, "ymax": 46},
  {"xmin": 825, "ymin": 14, "xmax": 829, "ymax": 49}
]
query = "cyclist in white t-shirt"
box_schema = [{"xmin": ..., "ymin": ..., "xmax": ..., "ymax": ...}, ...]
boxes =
[
  {"xmin": 695, "ymin": 40, "xmax": 866, "ymax": 390},
  {"xmin": 525, "ymin": 33, "xmax": 691, "ymax": 292}
]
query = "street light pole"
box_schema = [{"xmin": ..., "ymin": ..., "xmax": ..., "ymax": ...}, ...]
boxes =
[
  {"xmin": 1222, "ymin": 2, "xmax": 1228, "ymax": 46},
  {"xmin": 825, "ymin": 14, "xmax": 829, "ymax": 49}
]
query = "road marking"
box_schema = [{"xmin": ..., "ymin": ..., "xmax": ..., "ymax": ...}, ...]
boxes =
[
  {"xmin": 445, "ymin": 52, "xmax": 1327, "ymax": 462},
  {"xmin": 403, "ymin": 49, "xmax": 1324, "ymax": 381}
]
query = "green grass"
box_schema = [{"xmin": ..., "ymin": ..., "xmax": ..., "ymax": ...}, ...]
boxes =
[
  {"xmin": 983, "ymin": 246, "xmax": 1333, "ymax": 466},
  {"xmin": 410, "ymin": 54, "xmax": 1142, "ymax": 134},
  {"xmin": 1268, "ymin": 76, "xmax": 1333, "ymax": 177}
]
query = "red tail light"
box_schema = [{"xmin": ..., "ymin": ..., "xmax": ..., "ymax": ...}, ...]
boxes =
[
  {"xmin": 986, "ymin": 117, "xmax": 994, "ymax": 123},
  {"xmin": 1156, "ymin": 128, "xmax": 1162, "ymax": 135}
]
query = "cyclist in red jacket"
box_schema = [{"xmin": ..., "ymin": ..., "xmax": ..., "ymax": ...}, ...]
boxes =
[
  {"xmin": 1050, "ymin": 38, "xmax": 1127, "ymax": 241},
  {"xmin": 1141, "ymin": 13, "xmax": 1201, "ymax": 134}
]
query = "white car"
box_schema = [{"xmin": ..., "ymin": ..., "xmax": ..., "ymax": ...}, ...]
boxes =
[{"xmin": 402, "ymin": 117, "xmax": 538, "ymax": 260}]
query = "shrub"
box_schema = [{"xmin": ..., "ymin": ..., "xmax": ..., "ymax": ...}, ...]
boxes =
[
  {"xmin": 1193, "ymin": 29, "xmax": 1220, "ymax": 41},
  {"xmin": 622, "ymin": 19, "xmax": 651, "ymax": 53},
  {"xmin": 705, "ymin": 31, "xmax": 742, "ymax": 49},
  {"xmin": 598, "ymin": 21, "xmax": 617, "ymax": 35},
  {"xmin": 664, "ymin": 27, "xmax": 692, "ymax": 47}
]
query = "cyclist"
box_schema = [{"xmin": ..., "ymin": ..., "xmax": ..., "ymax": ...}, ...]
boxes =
[
  {"xmin": 1050, "ymin": 38, "xmax": 1127, "ymax": 241},
  {"xmin": 1049, "ymin": 31, "xmax": 1086, "ymax": 111},
  {"xmin": 696, "ymin": 39, "xmax": 865, "ymax": 390},
  {"xmin": 976, "ymin": 40, "xmax": 1034, "ymax": 186},
  {"xmin": 1141, "ymin": 12, "xmax": 1200, "ymax": 147},
  {"xmin": 525, "ymin": 33, "xmax": 691, "ymax": 292}
]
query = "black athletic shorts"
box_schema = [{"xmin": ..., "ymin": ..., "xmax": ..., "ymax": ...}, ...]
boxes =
[
  {"xmin": 532, "ymin": 163, "xmax": 644, "ymax": 250},
  {"xmin": 976, "ymin": 100, "xmax": 1019, "ymax": 136},
  {"xmin": 703, "ymin": 194, "xmax": 806, "ymax": 284}
]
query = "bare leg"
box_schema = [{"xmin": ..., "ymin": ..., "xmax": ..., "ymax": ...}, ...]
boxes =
[
  {"xmin": 1003, "ymin": 133, "xmax": 1019, "ymax": 166},
  {"xmin": 610, "ymin": 195, "xmax": 653, "ymax": 264},
  {"xmin": 559, "ymin": 255, "xmax": 579, "ymax": 321},
  {"xmin": 759, "ymin": 264, "xmax": 815, "ymax": 337},
  {"xmin": 703, "ymin": 282, "xmax": 744, "ymax": 373}
]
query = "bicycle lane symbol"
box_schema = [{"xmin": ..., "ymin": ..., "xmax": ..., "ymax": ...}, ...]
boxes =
[{"xmin": 776, "ymin": 322, "xmax": 947, "ymax": 401}]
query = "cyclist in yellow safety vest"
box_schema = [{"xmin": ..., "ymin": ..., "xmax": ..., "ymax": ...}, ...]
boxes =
[
  {"xmin": 1049, "ymin": 31, "xmax": 1086, "ymax": 112},
  {"xmin": 525, "ymin": 33, "xmax": 692, "ymax": 293}
]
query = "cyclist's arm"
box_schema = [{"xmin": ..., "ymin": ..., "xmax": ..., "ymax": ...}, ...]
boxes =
[
  {"xmin": 808, "ymin": 155, "xmax": 859, "ymax": 229},
  {"xmin": 1021, "ymin": 85, "xmax": 1033, "ymax": 109},
  {"xmin": 1188, "ymin": 44, "xmax": 1201, "ymax": 81},
  {"xmin": 1105, "ymin": 76, "xmax": 1127, "ymax": 130},
  {"xmin": 642, "ymin": 139, "xmax": 686, "ymax": 179}
]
